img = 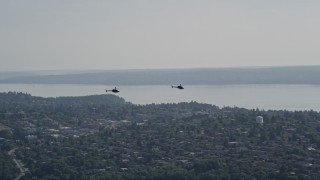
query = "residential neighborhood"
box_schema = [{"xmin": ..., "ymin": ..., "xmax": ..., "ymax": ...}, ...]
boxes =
[{"xmin": 0, "ymin": 92, "xmax": 320, "ymax": 179}]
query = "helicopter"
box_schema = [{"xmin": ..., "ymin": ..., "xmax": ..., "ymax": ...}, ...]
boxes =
[
  {"xmin": 172, "ymin": 84, "xmax": 184, "ymax": 90},
  {"xmin": 106, "ymin": 87, "xmax": 120, "ymax": 93}
]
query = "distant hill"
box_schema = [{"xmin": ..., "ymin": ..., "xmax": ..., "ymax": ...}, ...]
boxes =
[
  {"xmin": 0, "ymin": 92, "xmax": 126, "ymax": 106},
  {"xmin": 1, "ymin": 66, "xmax": 320, "ymax": 85},
  {"xmin": 0, "ymin": 72, "xmax": 37, "ymax": 80}
]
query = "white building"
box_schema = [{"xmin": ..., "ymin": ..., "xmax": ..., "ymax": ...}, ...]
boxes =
[{"xmin": 256, "ymin": 116, "xmax": 263, "ymax": 125}]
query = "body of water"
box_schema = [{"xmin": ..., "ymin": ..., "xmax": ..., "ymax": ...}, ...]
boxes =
[{"xmin": 0, "ymin": 84, "xmax": 319, "ymax": 111}]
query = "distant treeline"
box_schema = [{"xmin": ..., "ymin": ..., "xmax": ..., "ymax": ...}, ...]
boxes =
[
  {"xmin": 1, "ymin": 66, "xmax": 320, "ymax": 85},
  {"xmin": 0, "ymin": 92, "xmax": 126, "ymax": 106}
]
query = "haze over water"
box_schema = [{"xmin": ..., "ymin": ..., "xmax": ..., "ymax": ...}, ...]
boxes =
[{"xmin": 1, "ymin": 84, "xmax": 319, "ymax": 111}]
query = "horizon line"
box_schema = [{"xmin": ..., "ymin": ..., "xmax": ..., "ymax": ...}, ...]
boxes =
[{"xmin": 1, "ymin": 64, "xmax": 320, "ymax": 73}]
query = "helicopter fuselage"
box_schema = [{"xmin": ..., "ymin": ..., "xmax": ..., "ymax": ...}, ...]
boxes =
[
  {"xmin": 106, "ymin": 87, "xmax": 120, "ymax": 93},
  {"xmin": 172, "ymin": 84, "xmax": 184, "ymax": 90}
]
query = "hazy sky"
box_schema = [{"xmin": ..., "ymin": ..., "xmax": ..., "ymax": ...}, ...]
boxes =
[{"xmin": 1, "ymin": 0, "xmax": 320, "ymax": 71}]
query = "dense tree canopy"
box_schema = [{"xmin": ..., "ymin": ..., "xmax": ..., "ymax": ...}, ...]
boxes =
[{"xmin": 0, "ymin": 92, "xmax": 320, "ymax": 179}]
